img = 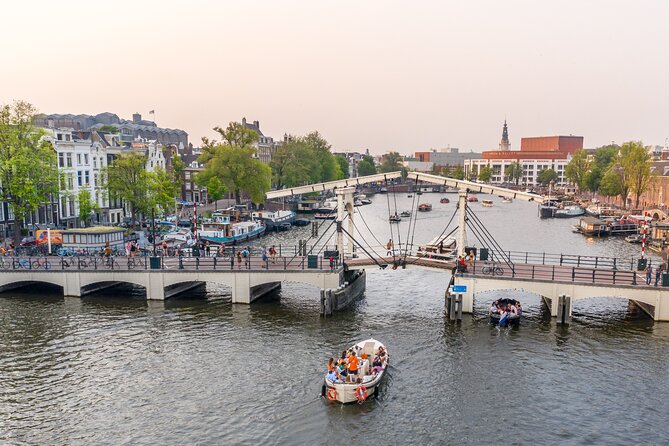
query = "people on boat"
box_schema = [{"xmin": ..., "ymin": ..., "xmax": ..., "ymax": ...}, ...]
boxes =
[{"xmin": 269, "ymin": 245, "xmax": 277, "ymax": 264}]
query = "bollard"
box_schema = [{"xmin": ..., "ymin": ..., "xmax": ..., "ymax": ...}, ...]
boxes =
[{"xmin": 557, "ymin": 294, "xmax": 571, "ymax": 325}]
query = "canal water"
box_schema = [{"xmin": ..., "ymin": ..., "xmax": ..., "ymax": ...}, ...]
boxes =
[{"xmin": 2, "ymin": 194, "xmax": 668, "ymax": 445}]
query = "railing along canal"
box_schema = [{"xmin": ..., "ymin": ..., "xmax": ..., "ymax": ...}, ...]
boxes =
[
  {"xmin": 468, "ymin": 260, "xmax": 645, "ymax": 287},
  {"xmin": 0, "ymin": 254, "xmax": 341, "ymax": 272}
]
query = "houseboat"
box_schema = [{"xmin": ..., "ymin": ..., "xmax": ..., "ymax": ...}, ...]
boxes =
[
  {"xmin": 198, "ymin": 214, "xmax": 265, "ymax": 245},
  {"xmin": 578, "ymin": 217, "xmax": 609, "ymax": 236},
  {"xmin": 251, "ymin": 210, "xmax": 296, "ymax": 230},
  {"xmin": 61, "ymin": 227, "xmax": 126, "ymax": 252},
  {"xmin": 554, "ymin": 205, "xmax": 585, "ymax": 218}
]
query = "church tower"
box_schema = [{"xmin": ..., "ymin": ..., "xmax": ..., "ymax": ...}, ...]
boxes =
[{"xmin": 499, "ymin": 120, "xmax": 510, "ymax": 151}]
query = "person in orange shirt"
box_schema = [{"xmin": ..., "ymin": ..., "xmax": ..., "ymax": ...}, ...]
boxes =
[{"xmin": 347, "ymin": 353, "xmax": 359, "ymax": 382}]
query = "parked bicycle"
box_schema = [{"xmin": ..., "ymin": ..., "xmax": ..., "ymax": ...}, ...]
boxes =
[
  {"xmin": 481, "ymin": 263, "xmax": 504, "ymax": 276},
  {"xmin": 103, "ymin": 256, "xmax": 120, "ymax": 269},
  {"xmin": 31, "ymin": 257, "xmax": 52, "ymax": 270}
]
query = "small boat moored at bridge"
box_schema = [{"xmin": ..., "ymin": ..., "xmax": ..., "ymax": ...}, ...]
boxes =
[
  {"xmin": 323, "ymin": 339, "xmax": 389, "ymax": 404},
  {"xmin": 489, "ymin": 298, "xmax": 522, "ymax": 326}
]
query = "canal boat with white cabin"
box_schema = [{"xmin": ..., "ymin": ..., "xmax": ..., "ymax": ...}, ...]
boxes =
[
  {"xmin": 198, "ymin": 213, "xmax": 266, "ymax": 245},
  {"xmin": 481, "ymin": 199, "xmax": 493, "ymax": 207},
  {"xmin": 323, "ymin": 339, "xmax": 389, "ymax": 404},
  {"xmin": 251, "ymin": 210, "xmax": 295, "ymax": 230}
]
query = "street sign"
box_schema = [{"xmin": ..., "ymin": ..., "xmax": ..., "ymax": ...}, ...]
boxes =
[{"xmin": 451, "ymin": 285, "xmax": 467, "ymax": 293}]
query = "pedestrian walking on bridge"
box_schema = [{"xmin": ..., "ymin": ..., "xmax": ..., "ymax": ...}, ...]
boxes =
[{"xmin": 646, "ymin": 265, "xmax": 653, "ymax": 285}]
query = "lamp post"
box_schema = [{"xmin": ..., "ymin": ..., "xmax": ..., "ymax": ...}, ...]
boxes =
[{"xmin": 151, "ymin": 207, "xmax": 156, "ymax": 257}]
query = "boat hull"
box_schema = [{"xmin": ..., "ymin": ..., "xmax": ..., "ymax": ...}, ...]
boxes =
[{"xmin": 324, "ymin": 339, "xmax": 388, "ymax": 404}]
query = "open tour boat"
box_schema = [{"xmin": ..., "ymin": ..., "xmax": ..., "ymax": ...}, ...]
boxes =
[
  {"xmin": 323, "ymin": 339, "xmax": 389, "ymax": 404},
  {"xmin": 489, "ymin": 298, "xmax": 522, "ymax": 326}
]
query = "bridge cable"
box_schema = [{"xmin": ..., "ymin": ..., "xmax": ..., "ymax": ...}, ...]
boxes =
[
  {"xmin": 355, "ymin": 205, "xmax": 389, "ymax": 253},
  {"xmin": 383, "ymin": 176, "xmax": 398, "ymax": 264},
  {"xmin": 339, "ymin": 225, "xmax": 389, "ymax": 269},
  {"xmin": 401, "ymin": 205, "xmax": 460, "ymax": 266},
  {"xmin": 390, "ymin": 179, "xmax": 403, "ymax": 258},
  {"xmin": 464, "ymin": 206, "xmax": 510, "ymax": 264},
  {"xmin": 345, "ymin": 209, "xmax": 388, "ymax": 264},
  {"xmin": 402, "ymin": 180, "xmax": 422, "ymax": 264},
  {"xmin": 464, "ymin": 207, "xmax": 514, "ymax": 269}
]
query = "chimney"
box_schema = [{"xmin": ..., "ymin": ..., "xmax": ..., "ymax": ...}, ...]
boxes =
[
  {"xmin": 242, "ymin": 117, "xmax": 246, "ymax": 126},
  {"xmin": 284, "ymin": 133, "xmax": 288, "ymax": 142},
  {"xmin": 133, "ymin": 113, "xmax": 141, "ymax": 123},
  {"xmin": 253, "ymin": 120, "xmax": 259, "ymax": 129}
]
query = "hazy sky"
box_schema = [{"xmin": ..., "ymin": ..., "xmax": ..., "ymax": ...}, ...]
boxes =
[{"xmin": 2, "ymin": 0, "xmax": 668, "ymax": 154}]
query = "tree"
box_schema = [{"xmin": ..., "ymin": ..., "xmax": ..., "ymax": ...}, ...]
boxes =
[
  {"xmin": 207, "ymin": 176, "xmax": 226, "ymax": 210},
  {"xmin": 598, "ymin": 169, "xmax": 623, "ymax": 199},
  {"xmin": 620, "ymin": 141, "xmax": 653, "ymax": 208},
  {"xmin": 149, "ymin": 167, "xmax": 181, "ymax": 216},
  {"xmin": 198, "ymin": 122, "xmax": 271, "ymax": 204},
  {"xmin": 334, "ymin": 155, "xmax": 349, "ymax": 179},
  {"xmin": 478, "ymin": 166, "xmax": 493, "ymax": 183},
  {"xmin": 585, "ymin": 144, "xmax": 619, "ymax": 192},
  {"xmin": 357, "ymin": 157, "xmax": 377, "ymax": 176},
  {"xmin": 451, "ymin": 165, "xmax": 465, "ymax": 180},
  {"xmin": 98, "ymin": 125, "xmax": 118, "ymax": 133},
  {"xmin": 77, "ymin": 189, "xmax": 98, "ymax": 227},
  {"xmin": 0, "ymin": 101, "xmax": 61, "ymax": 242},
  {"xmin": 536, "ymin": 168, "xmax": 558, "ymax": 186},
  {"xmin": 270, "ymin": 139, "xmax": 320, "ymax": 188},
  {"xmin": 302, "ymin": 131, "xmax": 341, "ymax": 182},
  {"xmin": 505, "ymin": 161, "xmax": 523, "ymax": 185},
  {"xmin": 104, "ymin": 152, "xmax": 152, "ymax": 226},
  {"xmin": 564, "ymin": 149, "xmax": 590, "ymax": 192},
  {"xmin": 379, "ymin": 151, "xmax": 403, "ymax": 173}
]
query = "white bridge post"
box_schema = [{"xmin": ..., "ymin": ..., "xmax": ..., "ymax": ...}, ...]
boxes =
[
  {"xmin": 457, "ymin": 190, "xmax": 467, "ymax": 257},
  {"xmin": 335, "ymin": 186, "xmax": 356, "ymax": 260}
]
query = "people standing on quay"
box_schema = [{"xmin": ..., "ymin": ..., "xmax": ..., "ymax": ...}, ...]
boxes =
[
  {"xmin": 646, "ymin": 265, "xmax": 652, "ymax": 285},
  {"xmin": 655, "ymin": 264, "xmax": 664, "ymax": 287}
]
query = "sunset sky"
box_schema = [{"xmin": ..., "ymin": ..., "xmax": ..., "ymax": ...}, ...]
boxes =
[{"xmin": 2, "ymin": 0, "xmax": 668, "ymax": 154}]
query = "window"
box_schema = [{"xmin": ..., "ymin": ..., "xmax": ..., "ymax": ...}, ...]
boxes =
[
  {"xmin": 77, "ymin": 154, "xmax": 82, "ymax": 165},
  {"xmin": 84, "ymin": 154, "xmax": 89, "ymax": 165},
  {"xmin": 58, "ymin": 153, "xmax": 64, "ymax": 167},
  {"xmin": 67, "ymin": 175, "xmax": 74, "ymax": 190},
  {"xmin": 57, "ymin": 134, "xmax": 63, "ymax": 141},
  {"xmin": 66, "ymin": 153, "xmax": 73, "ymax": 168},
  {"xmin": 77, "ymin": 171, "xmax": 83, "ymax": 186},
  {"xmin": 66, "ymin": 134, "xmax": 71, "ymax": 141},
  {"xmin": 84, "ymin": 171, "xmax": 90, "ymax": 185},
  {"xmin": 93, "ymin": 157, "xmax": 97, "ymax": 168}
]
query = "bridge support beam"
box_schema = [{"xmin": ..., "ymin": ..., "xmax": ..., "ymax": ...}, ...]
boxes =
[
  {"xmin": 63, "ymin": 274, "xmax": 81, "ymax": 297},
  {"xmin": 146, "ymin": 274, "xmax": 165, "ymax": 300}
]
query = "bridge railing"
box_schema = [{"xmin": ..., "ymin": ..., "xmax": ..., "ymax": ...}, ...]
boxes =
[
  {"xmin": 485, "ymin": 249, "xmax": 646, "ymax": 271},
  {"xmin": 469, "ymin": 261, "xmax": 643, "ymax": 287},
  {"xmin": 0, "ymin": 255, "xmax": 341, "ymax": 272}
]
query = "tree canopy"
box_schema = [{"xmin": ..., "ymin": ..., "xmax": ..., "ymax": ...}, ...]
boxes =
[
  {"xmin": 564, "ymin": 149, "xmax": 590, "ymax": 192},
  {"xmin": 77, "ymin": 189, "xmax": 98, "ymax": 227},
  {"xmin": 379, "ymin": 152, "xmax": 403, "ymax": 173},
  {"xmin": 536, "ymin": 168, "xmax": 558, "ymax": 185},
  {"xmin": 505, "ymin": 161, "xmax": 522, "ymax": 185},
  {"xmin": 269, "ymin": 132, "xmax": 344, "ymax": 188},
  {"xmin": 198, "ymin": 122, "xmax": 271, "ymax": 204},
  {"xmin": 0, "ymin": 101, "xmax": 60, "ymax": 240},
  {"xmin": 478, "ymin": 166, "xmax": 493, "ymax": 183},
  {"xmin": 104, "ymin": 152, "xmax": 153, "ymax": 225},
  {"xmin": 357, "ymin": 155, "xmax": 377, "ymax": 176}
]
